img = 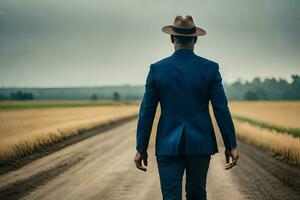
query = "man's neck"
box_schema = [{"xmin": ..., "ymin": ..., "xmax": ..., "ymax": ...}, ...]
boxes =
[{"xmin": 174, "ymin": 46, "xmax": 194, "ymax": 51}]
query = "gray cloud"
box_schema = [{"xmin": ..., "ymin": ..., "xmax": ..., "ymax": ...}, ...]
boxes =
[{"xmin": 0, "ymin": 0, "xmax": 299, "ymax": 87}]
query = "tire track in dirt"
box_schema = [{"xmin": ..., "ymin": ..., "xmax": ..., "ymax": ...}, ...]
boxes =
[{"xmin": 0, "ymin": 155, "xmax": 85, "ymax": 200}]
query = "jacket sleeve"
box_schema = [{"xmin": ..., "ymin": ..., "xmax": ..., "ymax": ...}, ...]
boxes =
[
  {"xmin": 136, "ymin": 64, "xmax": 159, "ymax": 153},
  {"xmin": 209, "ymin": 63, "xmax": 237, "ymax": 151}
]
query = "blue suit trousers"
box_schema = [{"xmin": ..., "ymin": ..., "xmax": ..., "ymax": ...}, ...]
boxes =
[{"xmin": 156, "ymin": 130, "xmax": 211, "ymax": 200}]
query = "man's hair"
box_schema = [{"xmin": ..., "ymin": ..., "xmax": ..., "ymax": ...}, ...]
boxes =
[{"xmin": 171, "ymin": 35, "xmax": 197, "ymax": 45}]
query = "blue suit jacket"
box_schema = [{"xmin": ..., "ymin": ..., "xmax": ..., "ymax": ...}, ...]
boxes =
[{"xmin": 136, "ymin": 49, "xmax": 237, "ymax": 156}]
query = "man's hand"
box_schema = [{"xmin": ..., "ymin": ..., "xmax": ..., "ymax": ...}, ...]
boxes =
[
  {"xmin": 134, "ymin": 151, "xmax": 148, "ymax": 172},
  {"xmin": 225, "ymin": 148, "xmax": 239, "ymax": 170}
]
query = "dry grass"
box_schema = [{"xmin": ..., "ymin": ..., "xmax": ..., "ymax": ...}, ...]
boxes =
[
  {"xmin": 0, "ymin": 105, "xmax": 139, "ymax": 163},
  {"xmin": 228, "ymin": 101, "xmax": 300, "ymax": 164},
  {"xmin": 229, "ymin": 101, "xmax": 300, "ymax": 128},
  {"xmin": 235, "ymin": 121, "xmax": 300, "ymax": 164}
]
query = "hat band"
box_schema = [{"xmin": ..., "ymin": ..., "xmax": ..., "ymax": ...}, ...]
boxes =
[{"xmin": 172, "ymin": 26, "xmax": 196, "ymax": 34}]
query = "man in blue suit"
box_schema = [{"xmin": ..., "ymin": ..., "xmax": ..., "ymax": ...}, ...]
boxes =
[{"xmin": 134, "ymin": 15, "xmax": 239, "ymax": 200}]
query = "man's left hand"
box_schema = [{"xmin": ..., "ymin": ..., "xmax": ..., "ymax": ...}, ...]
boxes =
[{"xmin": 225, "ymin": 148, "xmax": 239, "ymax": 170}]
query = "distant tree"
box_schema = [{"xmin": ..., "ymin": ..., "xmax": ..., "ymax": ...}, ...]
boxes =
[
  {"xmin": 124, "ymin": 94, "xmax": 141, "ymax": 101},
  {"xmin": 291, "ymin": 75, "xmax": 300, "ymax": 84},
  {"xmin": 112, "ymin": 92, "xmax": 121, "ymax": 101},
  {"xmin": 252, "ymin": 77, "xmax": 262, "ymax": 85},
  {"xmin": 91, "ymin": 93, "xmax": 98, "ymax": 100},
  {"xmin": 0, "ymin": 94, "xmax": 8, "ymax": 100},
  {"xmin": 10, "ymin": 91, "xmax": 34, "ymax": 100},
  {"xmin": 255, "ymin": 87, "xmax": 268, "ymax": 100},
  {"xmin": 224, "ymin": 79, "xmax": 244, "ymax": 100},
  {"xmin": 290, "ymin": 74, "xmax": 300, "ymax": 99},
  {"xmin": 244, "ymin": 90, "xmax": 258, "ymax": 100}
]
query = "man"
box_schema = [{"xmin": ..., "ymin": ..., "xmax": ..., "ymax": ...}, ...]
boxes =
[{"xmin": 134, "ymin": 15, "xmax": 239, "ymax": 200}]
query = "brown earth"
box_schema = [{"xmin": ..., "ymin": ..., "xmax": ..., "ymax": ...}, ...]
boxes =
[{"xmin": 0, "ymin": 119, "xmax": 299, "ymax": 200}]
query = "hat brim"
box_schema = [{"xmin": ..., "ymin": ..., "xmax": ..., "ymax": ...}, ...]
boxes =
[{"xmin": 162, "ymin": 25, "xmax": 206, "ymax": 36}]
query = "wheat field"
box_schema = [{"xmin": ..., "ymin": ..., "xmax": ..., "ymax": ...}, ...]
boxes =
[
  {"xmin": 229, "ymin": 101, "xmax": 300, "ymax": 128},
  {"xmin": 228, "ymin": 101, "xmax": 300, "ymax": 164},
  {"xmin": 0, "ymin": 103, "xmax": 139, "ymax": 163}
]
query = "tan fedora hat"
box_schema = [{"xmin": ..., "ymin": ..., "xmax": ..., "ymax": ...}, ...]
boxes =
[{"xmin": 162, "ymin": 15, "xmax": 206, "ymax": 36}]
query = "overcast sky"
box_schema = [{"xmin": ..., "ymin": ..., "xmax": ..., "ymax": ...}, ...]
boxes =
[{"xmin": 0, "ymin": 0, "xmax": 299, "ymax": 87}]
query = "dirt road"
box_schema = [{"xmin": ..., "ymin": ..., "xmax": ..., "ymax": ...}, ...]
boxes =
[{"xmin": 0, "ymin": 119, "xmax": 299, "ymax": 200}]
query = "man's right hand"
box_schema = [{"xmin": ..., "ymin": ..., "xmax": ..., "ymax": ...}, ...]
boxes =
[
  {"xmin": 134, "ymin": 151, "xmax": 148, "ymax": 172},
  {"xmin": 225, "ymin": 148, "xmax": 239, "ymax": 170}
]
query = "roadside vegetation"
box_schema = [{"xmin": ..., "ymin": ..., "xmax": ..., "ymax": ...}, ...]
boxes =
[
  {"xmin": 0, "ymin": 100, "xmax": 138, "ymax": 110},
  {"xmin": 233, "ymin": 115, "xmax": 300, "ymax": 138}
]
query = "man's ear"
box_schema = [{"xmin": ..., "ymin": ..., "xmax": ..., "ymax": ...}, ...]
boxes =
[{"xmin": 171, "ymin": 35, "xmax": 175, "ymax": 44}]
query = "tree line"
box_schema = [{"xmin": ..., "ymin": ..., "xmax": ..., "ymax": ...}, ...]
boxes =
[
  {"xmin": 0, "ymin": 74, "xmax": 299, "ymax": 101},
  {"xmin": 0, "ymin": 91, "xmax": 125, "ymax": 101},
  {"xmin": 224, "ymin": 74, "xmax": 300, "ymax": 100},
  {"xmin": 9, "ymin": 91, "xmax": 34, "ymax": 100}
]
